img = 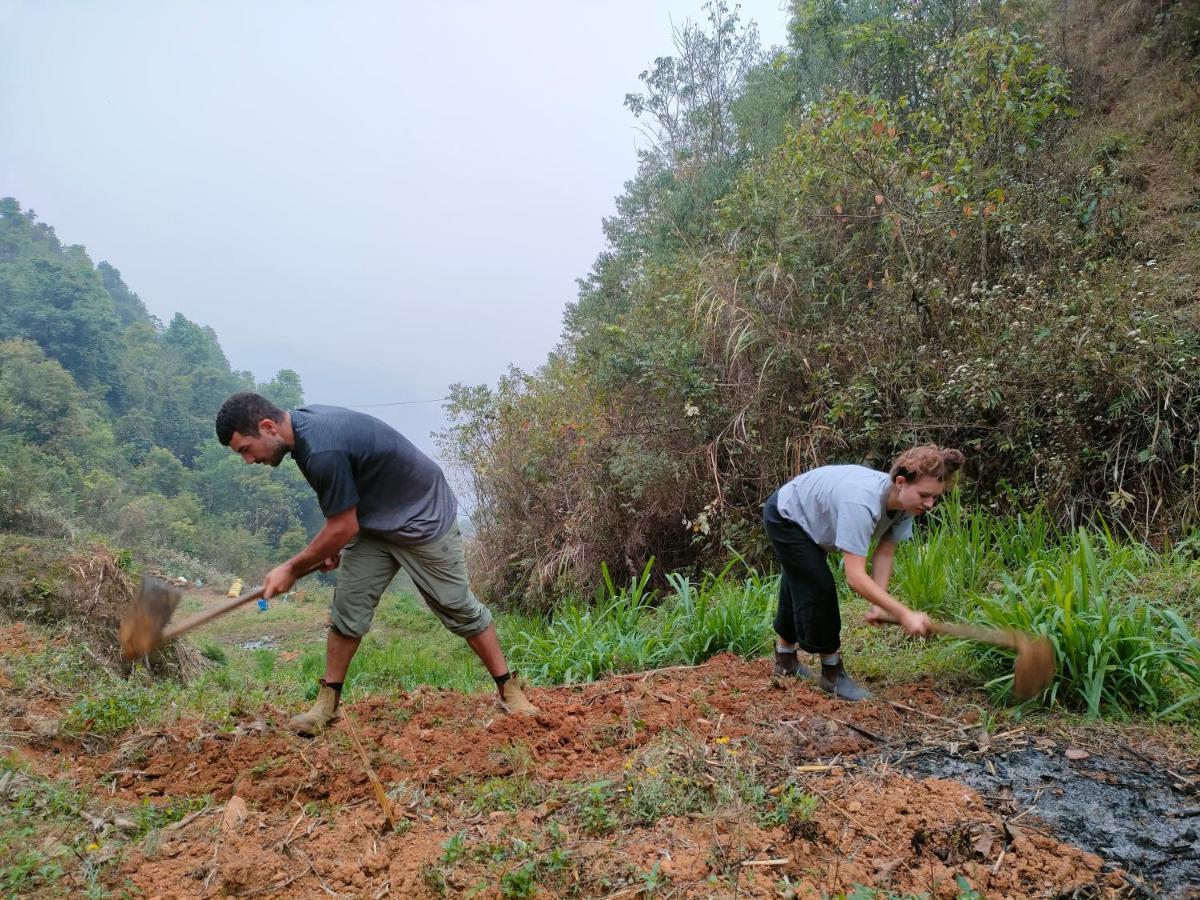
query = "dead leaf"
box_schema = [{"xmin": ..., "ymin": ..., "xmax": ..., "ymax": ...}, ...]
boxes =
[
  {"xmin": 221, "ymin": 795, "xmax": 248, "ymax": 832},
  {"xmin": 874, "ymin": 193, "xmax": 885, "ymax": 206},
  {"xmin": 973, "ymin": 826, "xmax": 997, "ymax": 858},
  {"xmin": 1065, "ymin": 748, "xmax": 1090, "ymax": 761}
]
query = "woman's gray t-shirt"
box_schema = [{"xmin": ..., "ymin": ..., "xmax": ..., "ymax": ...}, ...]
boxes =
[
  {"xmin": 289, "ymin": 405, "xmax": 457, "ymax": 544},
  {"xmin": 775, "ymin": 464, "xmax": 913, "ymax": 556}
]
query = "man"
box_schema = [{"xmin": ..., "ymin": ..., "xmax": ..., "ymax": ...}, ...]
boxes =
[{"xmin": 215, "ymin": 392, "xmax": 538, "ymax": 735}]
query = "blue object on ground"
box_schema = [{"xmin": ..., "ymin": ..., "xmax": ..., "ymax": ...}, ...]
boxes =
[{"xmin": 256, "ymin": 598, "xmax": 269, "ymax": 612}]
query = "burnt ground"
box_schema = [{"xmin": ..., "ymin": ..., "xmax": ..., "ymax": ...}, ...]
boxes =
[{"xmin": 3, "ymin": 621, "xmax": 1199, "ymax": 898}]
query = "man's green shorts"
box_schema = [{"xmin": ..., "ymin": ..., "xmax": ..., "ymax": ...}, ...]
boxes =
[{"xmin": 330, "ymin": 524, "xmax": 493, "ymax": 639}]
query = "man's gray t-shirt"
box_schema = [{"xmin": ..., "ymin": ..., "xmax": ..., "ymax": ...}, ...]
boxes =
[
  {"xmin": 289, "ymin": 405, "xmax": 457, "ymax": 544},
  {"xmin": 776, "ymin": 464, "xmax": 913, "ymax": 556}
]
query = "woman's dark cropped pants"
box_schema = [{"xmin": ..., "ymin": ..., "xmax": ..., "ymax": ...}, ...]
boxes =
[{"xmin": 762, "ymin": 490, "xmax": 841, "ymax": 655}]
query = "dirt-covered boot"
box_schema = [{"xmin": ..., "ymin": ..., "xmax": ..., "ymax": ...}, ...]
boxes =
[
  {"xmin": 819, "ymin": 660, "xmax": 872, "ymax": 702},
  {"xmin": 288, "ymin": 679, "xmax": 341, "ymax": 736},
  {"xmin": 498, "ymin": 673, "xmax": 538, "ymax": 716},
  {"xmin": 772, "ymin": 648, "xmax": 815, "ymax": 678}
]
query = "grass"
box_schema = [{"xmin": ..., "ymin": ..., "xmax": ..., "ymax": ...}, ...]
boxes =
[
  {"xmin": 7, "ymin": 500, "xmax": 1199, "ymax": 751},
  {"xmin": 504, "ymin": 500, "xmax": 1200, "ymax": 721},
  {"xmin": 0, "ymin": 757, "xmax": 200, "ymax": 898},
  {"xmin": 973, "ymin": 529, "xmax": 1200, "ymax": 718},
  {"xmin": 507, "ymin": 560, "xmax": 775, "ymax": 684}
]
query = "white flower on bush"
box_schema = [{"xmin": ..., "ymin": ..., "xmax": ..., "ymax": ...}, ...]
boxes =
[{"xmin": 684, "ymin": 499, "xmax": 721, "ymax": 536}]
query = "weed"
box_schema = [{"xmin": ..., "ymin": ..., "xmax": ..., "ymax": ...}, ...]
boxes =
[
  {"xmin": 759, "ymin": 784, "xmax": 820, "ymax": 832},
  {"xmin": 975, "ymin": 529, "xmax": 1200, "ymax": 716},
  {"xmin": 441, "ymin": 831, "xmax": 467, "ymax": 866},
  {"xmin": 638, "ymin": 861, "xmax": 669, "ymax": 895},
  {"xmin": 577, "ymin": 780, "xmax": 619, "ymax": 835},
  {"xmin": 497, "ymin": 741, "xmax": 535, "ymax": 775},
  {"xmin": 421, "ymin": 862, "xmax": 448, "ymax": 897},
  {"xmin": 509, "ymin": 559, "xmax": 773, "ymax": 684},
  {"xmin": 499, "ymin": 861, "xmax": 538, "ymax": 898},
  {"xmin": 198, "ymin": 640, "xmax": 227, "ymax": 664},
  {"xmin": 0, "ymin": 763, "xmax": 111, "ymax": 895},
  {"xmin": 132, "ymin": 795, "xmax": 210, "ymax": 837},
  {"xmin": 465, "ymin": 775, "xmax": 540, "ymax": 813},
  {"xmin": 64, "ymin": 681, "xmax": 170, "ymax": 736}
]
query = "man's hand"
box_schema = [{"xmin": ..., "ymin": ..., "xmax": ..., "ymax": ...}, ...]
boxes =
[
  {"xmin": 900, "ymin": 609, "xmax": 933, "ymax": 637},
  {"xmin": 318, "ymin": 553, "xmax": 342, "ymax": 572},
  {"xmin": 262, "ymin": 563, "xmax": 297, "ymax": 599}
]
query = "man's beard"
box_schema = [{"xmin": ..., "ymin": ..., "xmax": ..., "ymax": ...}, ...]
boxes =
[{"xmin": 266, "ymin": 441, "xmax": 288, "ymax": 466}]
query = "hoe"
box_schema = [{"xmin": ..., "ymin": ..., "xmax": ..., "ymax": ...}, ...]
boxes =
[
  {"xmin": 879, "ymin": 614, "xmax": 1055, "ymax": 700},
  {"xmin": 119, "ymin": 566, "xmax": 320, "ymax": 660}
]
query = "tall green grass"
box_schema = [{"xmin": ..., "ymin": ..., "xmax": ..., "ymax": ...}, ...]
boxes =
[
  {"xmin": 508, "ymin": 502, "xmax": 1200, "ymax": 720},
  {"xmin": 893, "ymin": 500, "xmax": 1199, "ymax": 718},
  {"xmin": 508, "ymin": 560, "xmax": 774, "ymax": 684},
  {"xmin": 972, "ymin": 529, "xmax": 1200, "ymax": 718}
]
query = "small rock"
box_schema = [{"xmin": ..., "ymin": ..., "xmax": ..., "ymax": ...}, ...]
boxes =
[
  {"xmin": 112, "ymin": 816, "xmax": 138, "ymax": 833},
  {"xmin": 1065, "ymin": 748, "xmax": 1090, "ymax": 761}
]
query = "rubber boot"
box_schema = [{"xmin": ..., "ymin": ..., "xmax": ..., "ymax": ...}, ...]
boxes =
[
  {"xmin": 772, "ymin": 649, "xmax": 815, "ymax": 678},
  {"xmin": 819, "ymin": 660, "xmax": 872, "ymax": 702},
  {"xmin": 288, "ymin": 680, "xmax": 341, "ymax": 736},
  {"xmin": 498, "ymin": 673, "xmax": 539, "ymax": 716}
]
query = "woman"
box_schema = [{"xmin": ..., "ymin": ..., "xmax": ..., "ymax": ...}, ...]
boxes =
[{"xmin": 763, "ymin": 444, "xmax": 965, "ymax": 701}]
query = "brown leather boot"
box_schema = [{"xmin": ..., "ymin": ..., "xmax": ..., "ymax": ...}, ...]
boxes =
[
  {"xmin": 288, "ymin": 680, "xmax": 342, "ymax": 736},
  {"xmin": 772, "ymin": 649, "xmax": 815, "ymax": 678},
  {"xmin": 498, "ymin": 673, "xmax": 538, "ymax": 715}
]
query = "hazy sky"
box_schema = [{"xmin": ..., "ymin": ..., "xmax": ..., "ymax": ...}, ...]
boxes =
[{"xmin": 0, "ymin": 1, "xmax": 789, "ymax": 459}]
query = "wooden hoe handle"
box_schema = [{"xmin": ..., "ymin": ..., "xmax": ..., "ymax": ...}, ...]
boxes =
[
  {"xmin": 876, "ymin": 614, "xmax": 1021, "ymax": 652},
  {"xmin": 160, "ymin": 564, "xmax": 322, "ymax": 643}
]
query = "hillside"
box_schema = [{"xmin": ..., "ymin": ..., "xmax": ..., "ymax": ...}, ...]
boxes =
[
  {"xmin": 437, "ymin": 0, "xmax": 1200, "ymax": 603},
  {"xmin": 0, "ymin": 198, "xmax": 320, "ymax": 577}
]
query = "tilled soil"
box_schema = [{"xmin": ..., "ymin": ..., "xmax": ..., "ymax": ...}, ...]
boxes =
[{"xmin": 6, "ymin": 623, "xmax": 1196, "ymax": 898}]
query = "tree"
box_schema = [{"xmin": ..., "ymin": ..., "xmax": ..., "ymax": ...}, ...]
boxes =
[
  {"xmin": 258, "ymin": 369, "xmax": 304, "ymax": 409},
  {"xmin": 625, "ymin": 0, "xmax": 763, "ymax": 166}
]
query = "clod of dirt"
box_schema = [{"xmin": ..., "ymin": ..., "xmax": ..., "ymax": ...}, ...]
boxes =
[{"xmin": 221, "ymin": 795, "xmax": 248, "ymax": 832}]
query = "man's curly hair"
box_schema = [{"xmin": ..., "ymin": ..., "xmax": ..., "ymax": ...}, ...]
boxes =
[{"xmin": 215, "ymin": 392, "xmax": 285, "ymax": 446}]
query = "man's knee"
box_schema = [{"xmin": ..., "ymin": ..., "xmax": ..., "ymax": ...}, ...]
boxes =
[
  {"xmin": 432, "ymin": 596, "xmax": 493, "ymax": 638},
  {"xmin": 329, "ymin": 603, "xmax": 374, "ymax": 639},
  {"xmin": 328, "ymin": 620, "xmax": 362, "ymax": 639}
]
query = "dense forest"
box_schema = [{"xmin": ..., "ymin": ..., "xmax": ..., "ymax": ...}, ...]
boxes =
[
  {"xmin": 0, "ymin": 196, "xmax": 320, "ymax": 578},
  {"xmin": 437, "ymin": 0, "xmax": 1200, "ymax": 605}
]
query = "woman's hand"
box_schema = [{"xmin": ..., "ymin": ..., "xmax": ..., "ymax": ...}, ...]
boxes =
[{"xmin": 900, "ymin": 609, "xmax": 932, "ymax": 637}]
